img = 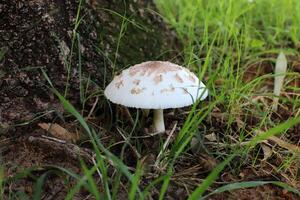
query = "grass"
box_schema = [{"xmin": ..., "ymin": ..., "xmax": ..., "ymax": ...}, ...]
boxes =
[
  {"xmin": 154, "ymin": 0, "xmax": 300, "ymax": 197},
  {"xmin": 2, "ymin": 0, "xmax": 300, "ymax": 199}
]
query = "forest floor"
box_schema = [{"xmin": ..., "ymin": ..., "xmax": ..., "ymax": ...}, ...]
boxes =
[{"xmin": 1, "ymin": 0, "xmax": 300, "ymax": 200}]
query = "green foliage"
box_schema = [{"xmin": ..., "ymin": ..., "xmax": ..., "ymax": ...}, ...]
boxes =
[
  {"xmin": 155, "ymin": 0, "xmax": 300, "ymax": 198},
  {"xmin": 201, "ymin": 180, "xmax": 300, "ymax": 199},
  {"xmin": 33, "ymin": 172, "xmax": 50, "ymax": 200},
  {"xmin": 188, "ymin": 155, "xmax": 235, "ymax": 200}
]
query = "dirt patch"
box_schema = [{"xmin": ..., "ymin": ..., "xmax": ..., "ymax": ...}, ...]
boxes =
[{"xmin": 2, "ymin": 132, "xmax": 92, "ymax": 199}]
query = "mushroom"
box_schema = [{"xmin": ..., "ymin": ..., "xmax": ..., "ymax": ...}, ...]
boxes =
[{"xmin": 104, "ymin": 61, "xmax": 208, "ymax": 132}]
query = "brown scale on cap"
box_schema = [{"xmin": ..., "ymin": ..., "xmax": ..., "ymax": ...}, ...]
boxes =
[
  {"xmin": 174, "ymin": 73, "xmax": 184, "ymax": 83},
  {"xmin": 115, "ymin": 80, "xmax": 124, "ymax": 89},
  {"xmin": 188, "ymin": 74, "xmax": 196, "ymax": 83},
  {"xmin": 131, "ymin": 87, "xmax": 145, "ymax": 95},
  {"xmin": 129, "ymin": 61, "xmax": 181, "ymax": 77},
  {"xmin": 182, "ymin": 68, "xmax": 197, "ymax": 83},
  {"xmin": 114, "ymin": 74, "xmax": 124, "ymax": 89},
  {"xmin": 133, "ymin": 79, "xmax": 141, "ymax": 85},
  {"xmin": 153, "ymin": 74, "xmax": 163, "ymax": 84},
  {"xmin": 160, "ymin": 84, "xmax": 175, "ymax": 94}
]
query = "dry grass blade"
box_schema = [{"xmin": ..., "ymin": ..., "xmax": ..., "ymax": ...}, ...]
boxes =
[
  {"xmin": 116, "ymin": 127, "xmax": 141, "ymax": 159},
  {"xmin": 154, "ymin": 122, "xmax": 178, "ymax": 169},
  {"xmin": 268, "ymin": 136, "xmax": 300, "ymax": 153},
  {"xmin": 261, "ymin": 143, "xmax": 273, "ymax": 161},
  {"xmin": 256, "ymin": 130, "xmax": 300, "ymax": 153}
]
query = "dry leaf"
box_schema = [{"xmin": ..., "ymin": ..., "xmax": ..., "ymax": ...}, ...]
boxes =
[
  {"xmin": 261, "ymin": 143, "xmax": 272, "ymax": 161},
  {"xmin": 38, "ymin": 123, "xmax": 80, "ymax": 143},
  {"xmin": 199, "ymin": 153, "xmax": 218, "ymax": 171},
  {"xmin": 205, "ymin": 133, "xmax": 217, "ymax": 142},
  {"xmin": 236, "ymin": 117, "xmax": 245, "ymax": 129}
]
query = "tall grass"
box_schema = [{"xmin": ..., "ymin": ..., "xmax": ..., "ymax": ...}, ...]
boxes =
[
  {"xmin": 156, "ymin": 0, "xmax": 300, "ymax": 136},
  {"xmin": 154, "ymin": 0, "xmax": 300, "ymax": 198}
]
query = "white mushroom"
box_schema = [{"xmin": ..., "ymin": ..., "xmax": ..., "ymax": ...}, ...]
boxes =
[{"xmin": 104, "ymin": 61, "xmax": 208, "ymax": 132}]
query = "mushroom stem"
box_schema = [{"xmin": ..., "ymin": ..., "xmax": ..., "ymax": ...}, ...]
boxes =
[{"xmin": 153, "ymin": 109, "xmax": 165, "ymax": 132}]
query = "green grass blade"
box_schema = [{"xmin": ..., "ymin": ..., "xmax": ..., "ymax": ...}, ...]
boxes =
[
  {"xmin": 201, "ymin": 181, "xmax": 300, "ymax": 200},
  {"xmin": 92, "ymin": 150, "xmax": 111, "ymax": 200},
  {"xmin": 41, "ymin": 69, "xmax": 54, "ymax": 88},
  {"xmin": 51, "ymin": 89, "xmax": 139, "ymax": 196},
  {"xmin": 0, "ymin": 47, "xmax": 7, "ymax": 61},
  {"xmin": 188, "ymin": 154, "xmax": 235, "ymax": 200},
  {"xmin": 53, "ymin": 89, "xmax": 91, "ymax": 133},
  {"xmin": 15, "ymin": 191, "xmax": 30, "ymax": 200},
  {"xmin": 111, "ymin": 172, "xmax": 122, "ymax": 200},
  {"xmin": 129, "ymin": 161, "xmax": 143, "ymax": 200},
  {"xmin": 0, "ymin": 166, "xmax": 4, "ymax": 199},
  {"xmin": 272, "ymin": 181, "xmax": 300, "ymax": 196},
  {"xmin": 141, "ymin": 175, "xmax": 168, "ymax": 199},
  {"xmin": 248, "ymin": 116, "xmax": 300, "ymax": 148},
  {"xmin": 64, "ymin": 166, "xmax": 98, "ymax": 200},
  {"xmin": 76, "ymin": 33, "xmax": 84, "ymax": 104},
  {"xmin": 33, "ymin": 172, "xmax": 49, "ymax": 200},
  {"xmin": 158, "ymin": 167, "xmax": 172, "ymax": 200},
  {"xmin": 4, "ymin": 167, "xmax": 41, "ymax": 182},
  {"xmin": 80, "ymin": 160, "xmax": 102, "ymax": 200}
]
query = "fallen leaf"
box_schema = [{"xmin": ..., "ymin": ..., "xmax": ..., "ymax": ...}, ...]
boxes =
[
  {"xmin": 205, "ymin": 132, "xmax": 217, "ymax": 142},
  {"xmin": 38, "ymin": 123, "xmax": 80, "ymax": 143},
  {"xmin": 199, "ymin": 153, "xmax": 218, "ymax": 171},
  {"xmin": 261, "ymin": 143, "xmax": 272, "ymax": 161}
]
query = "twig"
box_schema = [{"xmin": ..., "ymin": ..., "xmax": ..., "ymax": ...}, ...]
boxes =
[
  {"xmin": 116, "ymin": 128, "xmax": 141, "ymax": 158},
  {"xmin": 131, "ymin": 130, "xmax": 165, "ymax": 139},
  {"xmin": 154, "ymin": 122, "xmax": 178, "ymax": 168},
  {"xmin": 86, "ymin": 97, "xmax": 99, "ymax": 120}
]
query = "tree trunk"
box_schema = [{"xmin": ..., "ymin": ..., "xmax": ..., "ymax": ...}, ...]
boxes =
[{"xmin": 0, "ymin": 0, "xmax": 178, "ymax": 127}]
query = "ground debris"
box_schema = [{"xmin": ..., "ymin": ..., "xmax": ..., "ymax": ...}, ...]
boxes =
[
  {"xmin": 27, "ymin": 135, "xmax": 93, "ymax": 163},
  {"xmin": 38, "ymin": 122, "xmax": 81, "ymax": 143}
]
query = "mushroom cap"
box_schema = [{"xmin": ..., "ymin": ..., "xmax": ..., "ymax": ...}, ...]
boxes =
[{"xmin": 104, "ymin": 61, "xmax": 208, "ymax": 109}]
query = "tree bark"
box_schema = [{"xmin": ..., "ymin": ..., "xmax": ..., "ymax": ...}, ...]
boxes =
[{"xmin": 0, "ymin": 0, "xmax": 178, "ymax": 127}]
